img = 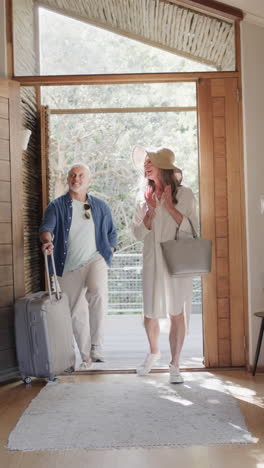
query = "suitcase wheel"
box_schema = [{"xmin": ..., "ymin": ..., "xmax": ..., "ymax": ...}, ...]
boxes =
[
  {"xmin": 48, "ymin": 376, "xmax": 57, "ymax": 382},
  {"xmin": 23, "ymin": 377, "xmax": 32, "ymax": 384}
]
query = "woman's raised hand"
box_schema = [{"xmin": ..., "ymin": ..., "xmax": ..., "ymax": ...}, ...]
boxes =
[
  {"xmin": 144, "ymin": 186, "xmax": 156, "ymax": 211},
  {"xmin": 143, "ymin": 186, "xmax": 156, "ymax": 229}
]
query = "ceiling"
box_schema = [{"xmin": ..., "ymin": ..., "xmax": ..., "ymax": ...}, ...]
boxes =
[{"xmin": 223, "ymin": 0, "xmax": 264, "ymax": 26}]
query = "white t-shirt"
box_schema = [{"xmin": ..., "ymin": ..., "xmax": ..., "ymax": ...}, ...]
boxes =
[{"xmin": 63, "ymin": 199, "xmax": 98, "ymax": 272}]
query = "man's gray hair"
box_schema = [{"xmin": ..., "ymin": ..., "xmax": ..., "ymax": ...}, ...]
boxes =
[{"xmin": 67, "ymin": 162, "xmax": 91, "ymax": 177}]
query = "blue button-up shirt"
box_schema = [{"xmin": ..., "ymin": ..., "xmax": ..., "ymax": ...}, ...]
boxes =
[{"xmin": 39, "ymin": 192, "xmax": 117, "ymax": 276}]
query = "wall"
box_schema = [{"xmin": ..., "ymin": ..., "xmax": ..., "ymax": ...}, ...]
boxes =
[
  {"xmin": 13, "ymin": 0, "xmax": 37, "ymax": 76},
  {"xmin": 241, "ymin": 21, "xmax": 264, "ymax": 366},
  {"xmin": 0, "ymin": 0, "xmax": 7, "ymax": 77}
]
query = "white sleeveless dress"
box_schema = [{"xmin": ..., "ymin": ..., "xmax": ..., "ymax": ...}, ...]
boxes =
[{"xmin": 131, "ymin": 186, "xmax": 198, "ymax": 328}]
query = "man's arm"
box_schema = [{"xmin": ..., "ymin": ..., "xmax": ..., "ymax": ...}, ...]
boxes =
[{"xmin": 39, "ymin": 203, "xmax": 56, "ymax": 255}]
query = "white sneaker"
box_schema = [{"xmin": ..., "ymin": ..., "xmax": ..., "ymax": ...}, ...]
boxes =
[
  {"xmin": 91, "ymin": 345, "xmax": 105, "ymax": 362},
  {"xmin": 78, "ymin": 360, "xmax": 93, "ymax": 371},
  {"xmin": 169, "ymin": 364, "xmax": 184, "ymax": 384},
  {"xmin": 137, "ymin": 352, "xmax": 161, "ymax": 376}
]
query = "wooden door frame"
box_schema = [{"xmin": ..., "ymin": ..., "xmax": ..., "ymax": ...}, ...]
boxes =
[
  {"xmin": 10, "ymin": 72, "xmax": 248, "ymax": 369},
  {"xmin": 36, "ymin": 76, "xmax": 248, "ymax": 368}
]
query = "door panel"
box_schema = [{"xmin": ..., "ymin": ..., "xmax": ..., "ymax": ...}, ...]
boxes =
[{"xmin": 198, "ymin": 77, "xmax": 246, "ymax": 367}]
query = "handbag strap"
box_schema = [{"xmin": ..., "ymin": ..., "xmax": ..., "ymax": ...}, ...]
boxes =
[{"xmin": 175, "ymin": 217, "xmax": 198, "ymax": 240}]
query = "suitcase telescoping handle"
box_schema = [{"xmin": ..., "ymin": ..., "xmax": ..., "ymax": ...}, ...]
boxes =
[{"xmin": 44, "ymin": 250, "xmax": 61, "ymax": 301}]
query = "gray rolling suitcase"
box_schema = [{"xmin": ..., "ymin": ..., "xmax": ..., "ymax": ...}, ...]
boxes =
[{"xmin": 15, "ymin": 251, "xmax": 75, "ymax": 383}]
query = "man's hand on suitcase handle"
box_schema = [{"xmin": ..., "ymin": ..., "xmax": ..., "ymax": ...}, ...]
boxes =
[
  {"xmin": 41, "ymin": 241, "xmax": 54, "ymax": 255},
  {"xmin": 40, "ymin": 232, "xmax": 54, "ymax": 255}
]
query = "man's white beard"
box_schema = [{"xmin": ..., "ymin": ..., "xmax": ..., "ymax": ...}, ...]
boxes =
[{"xmin": 69, "ymin": 184, "xmax": 84, "ymax": 193}]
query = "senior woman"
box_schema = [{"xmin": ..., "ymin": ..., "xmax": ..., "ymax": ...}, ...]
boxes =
[{"xmin": 131, "ymin": 146, "xmax": 198, "ymax": 383}]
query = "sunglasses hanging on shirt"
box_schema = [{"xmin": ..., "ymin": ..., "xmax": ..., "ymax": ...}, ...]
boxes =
[{"xmin": 83, "ymin": 203, "xmax": 91, "ymax": 219}]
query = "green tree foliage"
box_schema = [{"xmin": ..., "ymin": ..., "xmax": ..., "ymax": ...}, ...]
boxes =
[{"xmin": 49, "ymin": 110, "xmax": 198, "ymax": 251}]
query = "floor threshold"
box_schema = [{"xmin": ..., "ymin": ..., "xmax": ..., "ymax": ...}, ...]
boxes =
[{"xmin": 66, "ymin": 366, "xmax": 247, "ymax": 375}]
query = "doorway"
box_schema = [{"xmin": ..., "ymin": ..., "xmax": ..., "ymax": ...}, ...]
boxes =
[
  {"xmin": 40, "ymin": 81, "xmax": 204, "ymax": 369},
  {"xmin": 15, "ymin": 3, "xmax": 246, "ymax": 373}
]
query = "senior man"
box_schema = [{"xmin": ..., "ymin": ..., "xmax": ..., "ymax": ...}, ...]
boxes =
[{"xmin": 40, "ymin": 163, "xmax": 117, "ymax": 370}]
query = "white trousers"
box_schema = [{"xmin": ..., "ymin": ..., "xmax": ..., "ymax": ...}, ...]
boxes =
[{"xmin": 58, "ymin": 255, "xmax": 108, "ymax": 361}]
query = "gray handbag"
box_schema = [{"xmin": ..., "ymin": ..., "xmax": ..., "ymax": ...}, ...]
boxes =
[{"xmin": 160, "ymin": 218, "xmax": 212, "ymax": 277}]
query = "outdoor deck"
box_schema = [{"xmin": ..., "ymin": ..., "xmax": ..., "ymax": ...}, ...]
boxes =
[{"xmin": 75, "ymin": 312, "xmax": 203, "ymax": 370}]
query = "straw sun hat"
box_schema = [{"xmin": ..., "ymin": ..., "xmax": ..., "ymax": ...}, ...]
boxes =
[{"xmin": 132, "ymin": 146, "xmax": 182, "ymax": 181}]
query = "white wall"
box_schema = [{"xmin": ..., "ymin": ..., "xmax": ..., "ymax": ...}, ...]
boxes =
[
  {"xmin": 0, "ymin": 0, "xmax": 7, "ymax": 76},
  {"xmin": 241, "ymin": 21, "xmax": 264, "ymax": 366}
]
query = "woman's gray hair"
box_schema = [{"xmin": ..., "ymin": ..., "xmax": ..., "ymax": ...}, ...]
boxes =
[{"xmin": 68, "ymin": 162, "xmax": 91, "ymax": 178}]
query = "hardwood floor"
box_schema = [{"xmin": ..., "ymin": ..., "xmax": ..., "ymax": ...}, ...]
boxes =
[{"xmin": 0, "ymin": 370, "xmax": 263, "ymax": 468}]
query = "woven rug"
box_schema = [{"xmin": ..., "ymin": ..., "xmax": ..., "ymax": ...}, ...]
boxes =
[{"xmin": 8, "ymin": 374, "xmax": 254, "ymax": 451}]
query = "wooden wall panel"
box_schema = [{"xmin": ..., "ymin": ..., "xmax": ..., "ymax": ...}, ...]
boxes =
[
  {"xmin": 215, "ymin": 196, "xmax": 228, "ymax": 218},
  {"xmin": 0, "ymin": 79, "xmax": 24, "ymax": 382},
  {"xmin": 211, "ymin": 79, "xmax": 226, "ymax": 96},
  {"xmin": 0, "ymin": 202, "xmax": 11, "ymax": 223},
  {"xmin": 0, "ymin": 181, "xmax": 11, "ymax": 202},
  {"xmin": 0, "ymin": 266, "xmax": 13, "ymax": 286},
  {"xmin": 0, "ymin": 140, "xmax": 10, "ymax": 160},
  {"xmin": 0, "ymin": 348, "xmax": 17, "ymax": 370},
  {"xmin": 0, "ymin": 223, "xmax": 12, "ymax": 243},
  {"xmin": 198, "ymin": 77, "xmax": 246, "ymax": 367},
  {"xmin": 0, "ymin": 97, "xmax": 9, "ymax": 118},
  {"xmin": 214, "ymin": 138, "xmax": 225, "ymax": 157},
  {"xmin": 198, "ymin": 79, "xmax": 218, "ymax": 367},
  {"xmin": 212, "ymin": 97, "xmax": 225, "ymax": 116},
  {"xmin": 216, "ymin": 276, "xmax": 229, "ymax": 298},
  {"xmin": 215, "ymin": 217, "xmax": 228, "ymax": 237},
  {"xmin": 0, "ymin": 307, "xmax": 15, "ymax": 327},
  {"xmin": 0, "ymin": 244, "xmax": 12, "ymax": 265},
  {"xmin": 225, "ymin": 79, "xmax": 245, "ymax": 365},
  {"xmin": 216, "ymin": 238, "xmax": 228, "ymax": 258},
  {"xmin": 0, "ymin": 329, "xmax": 15, "ymax": 351},
  {"xmin": 0, "ymin": 286, "xmax": 14, "ymax": 307},
  {"xmin": 0, "ymin": 118, "xmax": 10, "ymax": 139},
  {"xmin": 218, "ymin": 318, "xmax": 231, "ymax": 339},
  {"xmin": 218, "ymin": 339, "xmax": 231, "ymax": 367},
  {"xmin": 213, "ymin": 117, "xmax": 226, "ymax": 138},
  {"xmin": 218, "ymin": 298, "xmax": 230, "ymax": 318},
  {"xmin": 9, "ymin": 81, "xmax": 25, "ymax": 300},
  {"xmin": 0, "ymin": 160, "xmax": 11, "ymax": 181}
]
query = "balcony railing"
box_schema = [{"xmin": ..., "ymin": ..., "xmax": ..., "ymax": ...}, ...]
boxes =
[{"xmin": 108, "ymin": 253, "xmax": 202, "ymax": 314}]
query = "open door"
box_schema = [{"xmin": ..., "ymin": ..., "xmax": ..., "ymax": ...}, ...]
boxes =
[
  {"xmin": 198, "ymin": 77, "xmax": 247, "ymax": 368},
  {"xmin": 0, "ymin": 79, "xmax": 24, "ymax": 382}
]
